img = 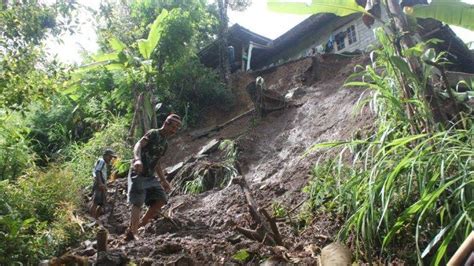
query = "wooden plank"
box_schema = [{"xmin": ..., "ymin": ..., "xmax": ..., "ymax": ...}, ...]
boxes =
[{"xmin": 190, "ymin": 108, "xmax": 255, "ymax": 139}]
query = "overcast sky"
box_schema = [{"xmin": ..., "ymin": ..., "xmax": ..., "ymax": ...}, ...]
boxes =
[{"xmin": 46, "ymin": 0, "xmax": 474, "ymax": 64}]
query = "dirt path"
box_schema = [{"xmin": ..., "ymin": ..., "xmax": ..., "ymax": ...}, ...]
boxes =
[{"xmin": 69, "ymin": 54, "xmax": 373, "ymax": 265}]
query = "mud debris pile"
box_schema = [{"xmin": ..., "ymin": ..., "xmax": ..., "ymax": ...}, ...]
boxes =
[{"xmin": 60, "ymin": 54, "xmax": 372, "ymax": 265}]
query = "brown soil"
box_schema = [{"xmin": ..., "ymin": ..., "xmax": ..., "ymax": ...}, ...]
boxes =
[{"xmin": 70, "ymin": 54, "xmax": 374, "ymax": 265}]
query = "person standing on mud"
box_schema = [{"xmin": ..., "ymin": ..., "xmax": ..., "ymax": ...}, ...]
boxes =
[
  {"xmin": 125, "ymin": 114, "xmax": 181, "ymax": 240},
  {"xmin": 90, "ymin": 149, "xmax": 117, "ymax": 219}
]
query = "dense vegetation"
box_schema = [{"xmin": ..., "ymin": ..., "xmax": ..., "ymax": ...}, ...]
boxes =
[{"xmin": 0, "ymin": 0, "xmax": 232, "ymax": 263}]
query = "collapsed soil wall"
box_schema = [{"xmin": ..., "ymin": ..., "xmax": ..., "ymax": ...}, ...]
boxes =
[{"xmin": 71, "ymin": 54, "xmax": 374, "ymax": 264}]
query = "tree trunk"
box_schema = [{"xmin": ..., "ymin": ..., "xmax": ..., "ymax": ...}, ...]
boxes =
[
  {"xmin": 385, "ymin": 0, "xmax": 447, "ymax": 130},
  {"xmin": 128, "ymin": 92, "xmax": 144, "ymax": 143},
  {"xmin": 217, "ymin": 0, "xmax": 230, "ymax": 84}
]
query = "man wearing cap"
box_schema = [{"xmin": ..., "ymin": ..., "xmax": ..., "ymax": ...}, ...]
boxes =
[
  {"xmin": 125, "ymin": 114, "xmax": 181, "ymax": 240},
  {"xmin": 90, "ymin": 148, "xmax": 117, "ymax": 219}
]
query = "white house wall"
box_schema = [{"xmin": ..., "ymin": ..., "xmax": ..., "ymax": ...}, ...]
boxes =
[{"xmin": 299, "ymin": 11, "xmax": 388, "ymax": 58}]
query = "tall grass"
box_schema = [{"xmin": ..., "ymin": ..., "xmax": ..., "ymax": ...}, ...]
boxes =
[{"xmin": 304, "ymin": 29, "xmax": 473, "ymax": 264}]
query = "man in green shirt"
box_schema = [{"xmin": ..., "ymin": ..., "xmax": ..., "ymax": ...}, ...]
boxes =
[{"xmin": 125, "ymin": 114, "xmax": 181, "ymax": 240}]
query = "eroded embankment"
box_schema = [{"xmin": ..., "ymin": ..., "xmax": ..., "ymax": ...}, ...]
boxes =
[{"xmin": 66, "ymin": 54, "xmax": 373, "ymax": 265}]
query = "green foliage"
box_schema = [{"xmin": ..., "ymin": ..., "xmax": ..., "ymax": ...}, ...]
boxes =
[
  {"xmin": 267, "ymin": 0, "xmax": 366, "ymax": 16},
  {"xmin": 304, "ymin": 31, "xmax": 473, "ymax": 264},
  {"xmin": 0, "ymin": 112, "xmax": 35, "ymax": 180},
  {"xmin": 409, "ymin": 0, "xmax": 474, "ymax": 31},
  {"xmin": 271, "ymin": 201, "xmax": 288, "ymax": 218},
  {"xmin": 80, "ymin": 4, "xmax": 232, "ymax": 128},
  {"xmin": 183, "ymin": 176, "xmax": 205, "ymax": 194},
  {"xmin": 232, "ymin": 249, "xmax": 251, "ymax": 262},
  {"xmin": 0, "ymin": 118, "xmax": 131, "ymax": 264},
  {"xmin": 27, "ymin": 98, "xmax": 76, "ymax": 165},
  {"xmin": 96, "ymin": 0, "xmax": 218, "ymax": 50},
  {"xmin": 64, "ymin": 117, "xmax": 132, "ymax": 186},
  {"xmin": 0, "ymin": 0, "xmax": 77, "ymax": 110},
  {"xmin": 302, "ymin": 160, "xmax": 353, "ymax": 215},
  {"xmin": 138, "ymin": 9, "xmax": 169, "ymax": 60},
  {"xmin": 156, "ymin": 56, "xmax": 234, "ymax": 126},
  {"xmin": 0, "ymin": 0, "xmax": 77, "ymax": 45},
  {"xmin": 0, "ymin": 168, "xmax": 87, "ymax": 264}
]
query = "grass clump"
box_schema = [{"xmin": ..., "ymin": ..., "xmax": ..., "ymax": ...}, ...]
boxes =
[{"xmin": 183, "ymin": 139, "xmax": 239, "ymax": 194}]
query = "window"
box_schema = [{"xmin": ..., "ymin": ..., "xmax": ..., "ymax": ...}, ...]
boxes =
[
  {"xmin": 335, "ymin": 31, "xmax": 346, "ymax": 50},
  {"xmin": 347, "ymin": 25, "xmax": 357, "ymax": 45}
]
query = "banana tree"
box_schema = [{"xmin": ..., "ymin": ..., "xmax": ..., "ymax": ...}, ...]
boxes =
[
  {"xmin": 267, "ymin": 0, "xmax": 474, "ymax": 31},
  {"xmin": 407, "ymin": 0, "xmax": 474, "ymax": 31},
  {"xmin": 75, "ymin": 9, "xmax": 170, "ymax": 142}
]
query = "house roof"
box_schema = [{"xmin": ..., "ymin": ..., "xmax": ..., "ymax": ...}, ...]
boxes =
[
  {"xmin": 198, "ymin": 12, "xmax": 474, "ymax": 74},
  {"xmin": 417, "ymin": 18, "xmax": 474, "ymax": 73},
  {"xmin": 198, "ymin": 24, "xmax": 271, "ymax": 68}
]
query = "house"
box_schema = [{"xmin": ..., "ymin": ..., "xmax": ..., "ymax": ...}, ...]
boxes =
[
  {"xmin": 199, "ymin": 12, "xmax": 474, "ymax": 73},
  {"xmin": 198, "ymin": 24, "xmax": 272, "ymax": 72},
  {"xmin": 251, "ymin": 12, "xmax": 379, "ymax": 70}
]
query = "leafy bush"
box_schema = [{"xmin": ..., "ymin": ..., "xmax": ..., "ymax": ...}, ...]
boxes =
[
  {"xmin": 0, "ymin": 117, "xmax": 131, "ymax": 264},
  {"xmin": 0, "ymin": 168, "xmax": 86, "ymax": 264},
  {"xmin": 64, "ymin": 116, "xmax": 132, "ymax": 186},
  {"xmin": 27, "ymin": 97, "xmax": 76, "ymax": 165},
  {"xmin": 271, "ymin": 201, "xmax": 288, "ymax": 219},
  {"xmin": 158, "ymin": 57, "xmax": 235, "ymax": 126},
  {"xmin": 0, "ymin": 112, "xmax": 35, "ymax": 180}
]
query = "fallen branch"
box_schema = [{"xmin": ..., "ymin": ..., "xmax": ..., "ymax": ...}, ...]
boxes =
[
  {"xmin": 232, "ymin": 176, "xmax": 283, "ymax": 246},
  {"xmin": 191, "ymin": 109, "xmax": 255, "ymax": 139},
  {"xmin": 157, "ymin": 212, "xmax": 181, "ymax": 229}
]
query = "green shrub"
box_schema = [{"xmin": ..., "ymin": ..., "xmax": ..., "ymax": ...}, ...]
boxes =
[
  {"xmin": 0, "ymin": 112, "xmax": 35, "ymax": 180},
  {"xmin": 0, "ymin": 168, "xmax": 86, "ymax": 264},
  {"xmin": 27, "ymin": 98, "xmax": 76, "ymax": 165},
  {"xmin": 0, "ymin": 117, "xmax": 131, "ymax": 264},
  {"xmin": 64, "ymin": 116, "xmax": 132, "ymax": 186},
  {"xmin": 157, "ymin": 58, "xmax": 235, "ymax": 126},
  {"xmin": 271, "ymin": 201, "xmax": 287, "ymax": 219}
]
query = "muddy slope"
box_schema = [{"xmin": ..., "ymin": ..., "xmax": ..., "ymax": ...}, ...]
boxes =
[{"xmin": 72, "ymin": 54, "xmax": 373, "ymax": 265}]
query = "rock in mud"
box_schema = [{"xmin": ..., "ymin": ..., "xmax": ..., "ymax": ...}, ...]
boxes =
[
  {"xmin": 138, "ymin": 257, "xmax": 154, "ymax": 266},
  {"xmin": 320, "ymin": 242, "xmax": 351, "ymax": 266},
  {"xmin": 165, "ymin": 161, "xmax": 184, "ymax": 181},
  {"xmin": 284, "ymin": 87, "xmax": 306, "ymax": 101},
  {"xmin": 96, "ymin": 249, "xmax": 130, "ymax": 265},
  {"xmin": 147, "ymin": 218, "xmax": 180, "ymax": 235},
  {"xmin": 155, "ymin": 242, "xmax": 183, "ymax": 254},
  {"xmin": 78, "ymin": 247, "xmax": 96, "ymax": 257},
  {"xmin": 166, "ymin": 255, "xmax": 195, "ymax": 266},
  {"xmin": 261, "ymin": 255, "xmax": 288, "ymax": 266}
]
